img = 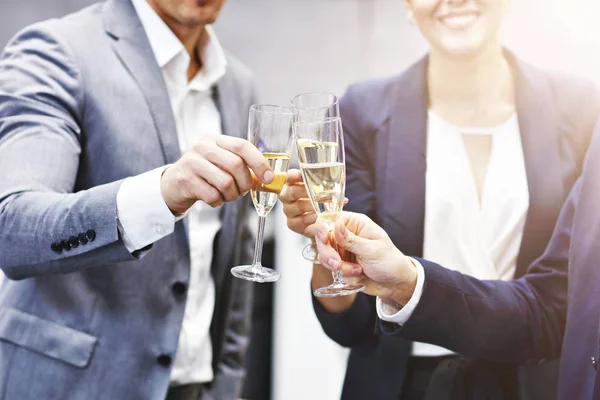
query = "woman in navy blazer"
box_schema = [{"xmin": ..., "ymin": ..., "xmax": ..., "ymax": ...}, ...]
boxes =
[{"xmin": 282, "ymin": 0, "xmax": 600, "ymax": 399}]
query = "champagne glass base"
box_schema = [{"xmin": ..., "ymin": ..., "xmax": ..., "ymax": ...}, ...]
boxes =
[
  {"xmin": 313, "ymin": 282, "xmax": 364, "ymax": 298},
  {"xmin": 302, "ymin": 244, "xmax": 319, "ymax": 263},
  {"xmin": 231, "ymin": 265, "xmax": 281, "ymax": 283}
]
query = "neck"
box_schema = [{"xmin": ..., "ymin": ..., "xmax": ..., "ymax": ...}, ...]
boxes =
[
  {"xmin": 147, "ymin": 1, "xmax": 208, "ymax": 81},
  {"xmin": 427, "ymin": 41, "xmax": 515, "ymax": 126}
]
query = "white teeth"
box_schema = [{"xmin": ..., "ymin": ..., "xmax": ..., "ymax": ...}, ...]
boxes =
[{"xmin": 441, "ymin": 14, "xmax": 477, "ymax": 29}]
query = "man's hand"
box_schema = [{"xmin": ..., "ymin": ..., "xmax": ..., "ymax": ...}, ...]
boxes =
[
  {"xmin": 314, "ymin": 212, "xmax": 418, "ymax": 305},
  {"xmin": 280, "ymin": 169, "xmax": 319, "ymax": 238},
  {"xmin": 160, "ymin": 136, "xmax": 274, "ymax": 215}
]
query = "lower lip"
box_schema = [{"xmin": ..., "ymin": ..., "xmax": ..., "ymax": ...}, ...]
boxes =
[{"xmin": 439, "ymin": 14, "xmax": 478, "ymax": 30}]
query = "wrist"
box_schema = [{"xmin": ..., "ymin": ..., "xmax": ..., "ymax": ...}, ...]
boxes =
[
  {"xmin": 160, "ymin": 166, "xmax": 191, "ymax": 216},
  {"xmin": 385, "ymin": 255, "xmax": 418, "ymax": 306}
]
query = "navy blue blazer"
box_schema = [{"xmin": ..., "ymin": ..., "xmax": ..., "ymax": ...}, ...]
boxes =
[
  {"xmin": 381, "ymin": 117, "xmax": 600, "ymax": 400},
  {"xmin": 313, "ymin": 53, "xmax": 600, "ymax": 400}
]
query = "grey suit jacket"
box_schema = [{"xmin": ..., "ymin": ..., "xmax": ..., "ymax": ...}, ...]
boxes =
[{"xmin": 0, "ymin": 0, "xmax": 256, "ymax": 399}]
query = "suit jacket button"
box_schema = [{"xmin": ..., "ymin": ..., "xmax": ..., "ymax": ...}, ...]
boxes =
[
  {"xmin": 60, "ymin": 240, "xmax": 71, "ymax": 251},
  {"xmin": 157, "ymin": 354, "xmax": 172, "ymax": 367},
  {"xmin": 172, "ymin": 282, "xmax": 187, "ymax": 297},
  {"xmin": 78, "ymin": 233, "xmax": 88, "ymax": 245},
  {"xmin": 592, "ymin": 357, "xmax": 597, "ymax": 370},
  {"xmin": 69, "ymin": 236, "xmax": 79, "ymax": 248},
  {"xmin": 85, "ymin": 229, "xmax": 96, "ymax": 242},
  {"xmin": 51, "ymin": 242, "xmax": 62, "ymax": 254}
]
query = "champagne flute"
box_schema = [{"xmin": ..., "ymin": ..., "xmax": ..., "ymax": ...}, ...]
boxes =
[
  {"xmin": 291, "ymin": 92, "xmax": 340, "ymax": 262},
  {"xmin": 294, "ymin": 117, "xmax": 365, "ymax": 297},
  {"xmin": 231, "ymin": 105, "xmax": 294, "ymax": 283}
]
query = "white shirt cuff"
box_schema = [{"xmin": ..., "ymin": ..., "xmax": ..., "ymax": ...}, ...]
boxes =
[
  {"xmin": 376, "ymin": 257, "xmax": 425, "ymax": 325},
  {"xmin": 116, "ymin": 166, "xmax": 176, "ymax": 252}
]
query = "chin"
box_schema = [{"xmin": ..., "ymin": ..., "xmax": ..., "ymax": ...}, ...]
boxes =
[
  {"xmin": 434, "ymin": 36, "xmax": 490, "ymax": 59},
  {"xmin": 177, "ymin": 2, "xmax": 221, "ymax": 26}
]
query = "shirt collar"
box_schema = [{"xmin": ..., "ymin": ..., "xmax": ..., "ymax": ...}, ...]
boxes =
[{"xmin": 132, "ymin": 0, "xmax": 227, "ymax": 90}]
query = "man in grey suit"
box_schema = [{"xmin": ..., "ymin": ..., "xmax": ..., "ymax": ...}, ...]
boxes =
[{"xmin": 0, "ymin": 0, "xmax": 273, "ymax": 399}]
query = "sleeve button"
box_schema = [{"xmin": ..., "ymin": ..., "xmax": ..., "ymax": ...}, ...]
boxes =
[
  {"xmin": 171, "ymin": 282, "xmax": 187, "ymax": 297},
  {"xmin": 85, "ymin": 229, "xmax": 96, "ymax": 242},
  {"xmin": 78, "ymin": 233, "xmax": 88, "ymax": 245},
  {"xmin": 51, "ymin": 242, "xmax": 63, "ymax": 254},
  {"xmin": 69, "ymin": 236, "xmax": 79, "ymax": 248},
  {"xmin": 60, "ymin": 240, "xmax": 71, "ymax": 251},
  {"xmin": 157, "ymin": 354, "xmax": 172, "ymax": 367}
]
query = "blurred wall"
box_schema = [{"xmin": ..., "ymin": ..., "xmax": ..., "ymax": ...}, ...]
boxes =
[{"xmin": 1, "ymin": 1, "xmax": 600, "ymax": 400}]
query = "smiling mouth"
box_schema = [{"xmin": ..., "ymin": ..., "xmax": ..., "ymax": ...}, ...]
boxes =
[{"xmin": 439, "ymin": 13, "xmax": 479, "ymax": 30}]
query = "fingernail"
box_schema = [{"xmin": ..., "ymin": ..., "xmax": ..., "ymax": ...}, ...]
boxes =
[
  {"xmin": 328, "ymin": 259, "xmax": 340, "ymax": 270},
  {"xmin": 263, "ymin": 170, "xmax": 274, "ymax": 183},
  {"xmin": 352, "ymin": 267, "xmax": 361, "ymax": 276}
]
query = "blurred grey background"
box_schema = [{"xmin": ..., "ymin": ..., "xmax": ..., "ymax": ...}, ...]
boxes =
[{"xmin": 1, "ymin": 1, "xmax": 599, "ymax": 399}]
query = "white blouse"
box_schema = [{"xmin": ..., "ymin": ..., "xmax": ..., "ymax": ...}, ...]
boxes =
[{"xmin": 412, "ymin": 110, "xmax": 529, "ymax": 357}]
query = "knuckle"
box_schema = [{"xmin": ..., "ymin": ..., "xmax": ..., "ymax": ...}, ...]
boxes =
[
  {"xmin": 238, "ymin": 182, "xmax": 252, "ymax": 194},
  {"xmin": 301, "ymin": 202, "xmax": 314, "ymax": 213},
  {"xmin": 202, "ymin": 148, "xmax": 218, "ymax": 161},
  {"xmin": 191, "ymin": 142, "xmax": 207, "ymax": 154},
  {"xmin": 294, "ymin": 186, "xmax": 307, "ymax": 198},
  {"xmin": 175, "ymin": 171, "xmax": 191, "ymax": 188},
  {"xmin": 280, "ymin": 193, "xmax": 293, "ymax": 206},
  {"xmin": 302, "ymin": 213, "xmax": 316, "ymax": 225},
  {"xmin": 229, "ymin": 156, "xmax": 245, "ymax": 171},
  {"xmin": 218, "ymin": 175, "xmax": 235, "ymax": 191},
  {"xmin": 287, "ymin": 219, "xmax": 301, "ymax": 233},
  {"xmin": 209, "ymin": 200, "xmax": 224, "ymax": 208},
  {"xmin": 238, "ymin": 179, "xmax": 252, "ymax": 194},
  {"xmin": 180, "ymin": 154, "xmax": 195, "ymax": 170},
  {"xmin": 231, "ymin": 139, "xmax": 246, "ymax": 153},
  {"xmin": 204, "ymin": 189, "xmax": 221, "ymax": 205}
]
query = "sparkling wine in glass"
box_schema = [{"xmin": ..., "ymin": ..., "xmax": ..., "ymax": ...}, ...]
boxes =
[
  {"xmin": 291, "ymin": 92, "xmax": 340, "ymax": 263},
  {"xmin": 231, "ymin": 105, "xmax": 294, "ymax": 283},
  {"xmin": 294, "ymin": 117, "xmax": 365, "ymax": 297}
]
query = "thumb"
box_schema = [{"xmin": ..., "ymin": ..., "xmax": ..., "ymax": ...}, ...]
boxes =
[{"xmin": 334, "ymin": 218, "xmax": 371, "ymax": 255}]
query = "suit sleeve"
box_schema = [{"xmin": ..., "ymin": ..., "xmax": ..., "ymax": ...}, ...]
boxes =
[
  {"xmin": 311, "ymin": 85, "xmax": 380, "ymax": 348},
  {"xmin": 0, "ymin": 23, "xmax": 145, "ymax": 280},
  {"xmin": 378, "ymin": 179, "xmax": 577, "ymax": 363}
]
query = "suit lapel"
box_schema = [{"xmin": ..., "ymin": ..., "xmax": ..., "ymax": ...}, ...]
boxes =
[
  {"xmin": 103, "ymin": 0, "xmax": 190, "ymax": 248},
  {"xmin": 103, "ymin": 0, "xmax": 181, "ymax": 166},
  {"xmin": 510, "ymin": 53, "xmax": 563, "ymax": 277},
  {"xmin": 381, "ymin": 57, "xmax": 429, "ymax": 257}
]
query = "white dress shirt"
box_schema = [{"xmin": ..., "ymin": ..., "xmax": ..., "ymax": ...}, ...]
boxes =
[
  {"xmin": 116, "ymin": 0, "xmax": 227, "ymax": 385},
  {"xmin": 377, "ymin": 110, "xmax": 529, "ymax": 357}
]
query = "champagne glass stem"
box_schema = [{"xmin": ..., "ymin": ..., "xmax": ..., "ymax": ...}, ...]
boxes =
[
  {"xmin": 328, "ymin": 224, "xmax": 345, "ymax": 286},
  {"xmin": 252, "ymin": 215, "xmax": 267, "ymax": 267}
]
